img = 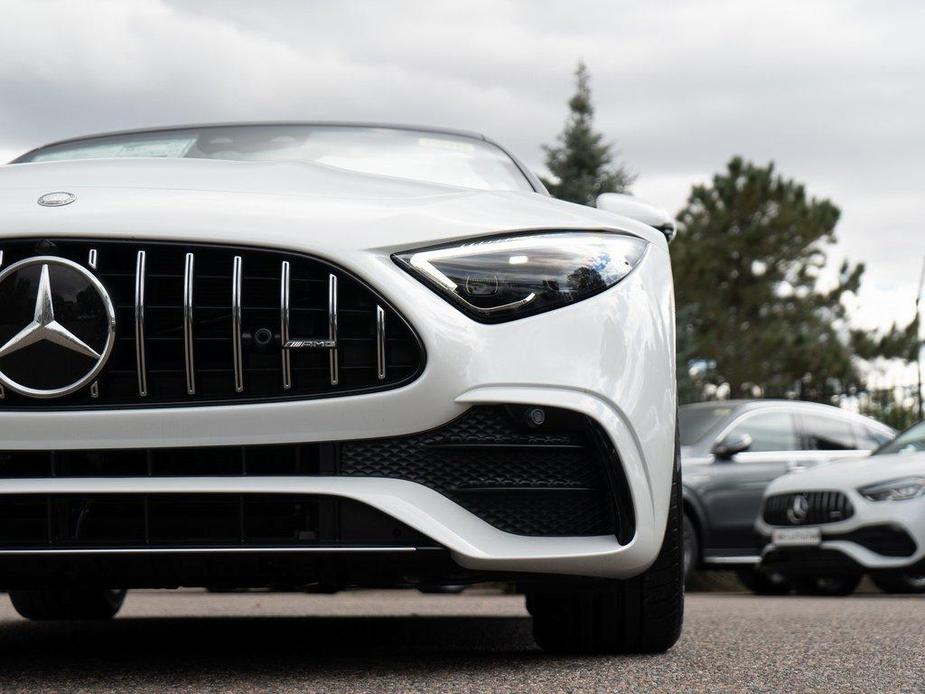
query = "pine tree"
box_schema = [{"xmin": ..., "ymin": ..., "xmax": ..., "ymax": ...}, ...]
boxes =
[
  {"xmin": 851, "ymin": 316, "xmax": 921, "ymax": 365},
  {"xmin": 542, "ymin": 62, "xmax": 635, "ymax": 205},
  {"xmin": 851, "ymin": 316, "xmax": 923, "ymax": 420},
  {"xmin": 672, "ymin": 156, "xmax": 865, "ymax": 402}
]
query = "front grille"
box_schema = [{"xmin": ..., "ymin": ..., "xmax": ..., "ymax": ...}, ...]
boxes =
[
  {"xmin": 0, "ymin": 493, "xmax": 434, "ymax": 549},
  {"xmin": 0, "ymin": 406, "xmax": 630, "ymax": 539},
  {"xmin": 0, "ymin": 238, "xmax": 423, "ymax": 407},
  {"xmin": 763, "ymin": 491, "xmax": 854, "ymax": 526}
]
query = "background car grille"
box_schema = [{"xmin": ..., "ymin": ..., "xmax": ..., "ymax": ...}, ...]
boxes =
[
  {"xmin": 0, "ymin": 406, "xmax": 631, "ymax": 540},
  {"xmin": 0, "ymin": 238, "xmax": 423, "ymax": 408},
  {"xmin": 763, "ymin": 491, "xmax": 854, "ymax": 525}
]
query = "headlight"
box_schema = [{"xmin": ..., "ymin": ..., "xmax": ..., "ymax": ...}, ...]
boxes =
[
  {"xmin": 393, "ymin": 231, "xmax": 648, "ymax": 322},
  {"xmin": 858, "ymin": 477, "xmax": 925, "ymax": 502}
]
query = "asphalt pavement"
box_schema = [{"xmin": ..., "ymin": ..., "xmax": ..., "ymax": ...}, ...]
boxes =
[{"xmin": 0, "ymin": 589, "xmax": 921, "ymax": 692}]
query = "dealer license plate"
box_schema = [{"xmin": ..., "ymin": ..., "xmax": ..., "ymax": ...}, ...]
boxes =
[{"xmin": 771, "ymin": 527, "xmax": 822, "ymax": 546}]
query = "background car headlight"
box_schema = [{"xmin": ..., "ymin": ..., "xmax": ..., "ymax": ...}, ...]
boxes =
[
  {"xmin": 858, "ymin": 477, "xmax": 925, "ymax": 501},
  {"xmin": 393, "ymin": 231, "xmax": 648, "ymax": 322}
]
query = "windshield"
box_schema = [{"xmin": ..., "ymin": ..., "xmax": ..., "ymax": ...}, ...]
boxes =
[
  {"xmin": 875, "ymin": 420, "xmax": 925, "ymax": 456},
  {"xmin": 679, "ymin": 405, "xmax": 735, "ymax": 446},
  {"xmin": 16, "ymin": 124, "xmax": 535, "ymax": 193}
]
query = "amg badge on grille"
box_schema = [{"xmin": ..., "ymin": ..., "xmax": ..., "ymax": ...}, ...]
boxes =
[{"xmin": 0, "ymin": 256, "xmax": 115, "ymax": 398}]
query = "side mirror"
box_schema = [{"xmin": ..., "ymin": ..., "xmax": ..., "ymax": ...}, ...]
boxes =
[
  {"xmin": 712, "ymin": 433, "xmax": 753, "ymax": 460},
  {"xmin": 595, "ymin": 193, "xmax": 677, "ymax": 243}
]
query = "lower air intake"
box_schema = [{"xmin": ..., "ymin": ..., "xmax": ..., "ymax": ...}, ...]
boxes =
[
  {"xmin": 0, "ymin": 494, "xmax": 434, "ymax": 549},
  {"xmin": 0, "ymin": 406, "xmax": 631, "ymax": 540},
  {"xmin": 341, "ymin": 405, "xmax": 632, "ymax": 539}
]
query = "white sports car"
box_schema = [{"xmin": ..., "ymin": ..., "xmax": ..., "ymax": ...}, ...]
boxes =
[
  {"xmin": 757, "ymin": 420, "xmax": 925, "ymax": 595},
  {"xmin": 0, "ymin": 123, "xmax": 680, "ymax": 653}
]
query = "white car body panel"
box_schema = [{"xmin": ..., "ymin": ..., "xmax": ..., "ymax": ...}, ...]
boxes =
[
  {"xmin": 0, "ymin": 156, "xmax": 677, "ymax": 579},
  {"xmin": 757, "ymin": 452, "xmax": 925, "ymax": 569}
]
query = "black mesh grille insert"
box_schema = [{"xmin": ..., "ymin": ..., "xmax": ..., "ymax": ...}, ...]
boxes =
[
  {"xmin": 763, "ymin": 490, "xmax": 854, "ymax": 526},
  {"xmin": 340, "ymin": 406, "xmax": 630, "ymax": 539},
  {"xmin": 0, "ymin": 407, "xmax": 630, "ymax": 539},
  {"xmin": 0, "ymin": 238, "xmax": 423, "ymax": 408},
  {"xmin": 0, "ymin": 494, "xmax": 433, "ymax": 549}
]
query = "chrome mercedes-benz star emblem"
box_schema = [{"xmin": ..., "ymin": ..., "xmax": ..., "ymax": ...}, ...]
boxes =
[
  {"xmin": 0, "ymin": 256, "xmax": 115, "ymax": 398},
  {"xmin": 786, "ymin": 494, "xmax": 810, "ymax": 524},
  {"xmin": 37, "ymin": 192, "xmax": 77, "ymax": 207}
]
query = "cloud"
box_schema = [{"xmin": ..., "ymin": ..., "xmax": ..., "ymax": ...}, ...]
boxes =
[{"xmin": 0, "ymin": 0, "xmax": 922, "ymax": 354}]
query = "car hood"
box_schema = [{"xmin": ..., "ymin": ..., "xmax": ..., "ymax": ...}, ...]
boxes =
[
  {"xmin": 766, "ymin": 451, "xmax": 925, "ymax": 495},
  {"xmin": 0, "ymin": 158, "xmax": 667, "ymax": 251},
  {"xmin": 2, "ymin": 156, "xmax": 469, "ymax": 199}
]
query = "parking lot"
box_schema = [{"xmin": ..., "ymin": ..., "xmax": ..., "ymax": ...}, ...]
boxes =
[{"xmin": 0, "ymin": 589, "xmax": 919, "ymax": 692}]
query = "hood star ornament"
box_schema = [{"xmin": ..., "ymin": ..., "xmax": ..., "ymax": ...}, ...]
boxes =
[{"xmin": 0, "ymin": 264, "xmax": 101, "ymax": 360}]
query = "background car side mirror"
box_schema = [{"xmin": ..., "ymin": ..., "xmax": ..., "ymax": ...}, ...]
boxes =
[
  {"xmin": 595, "ymin": 193, "xmax": 677, "ymax": 243},
  {"xmin": 712, "ymin": 433, "xmax": 753, "ymax": 460}
]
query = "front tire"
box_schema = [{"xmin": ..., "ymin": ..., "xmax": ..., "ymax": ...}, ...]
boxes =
[
  {"xmin": 682, "ymin": 512, "xmax": 699, "ymax": 585},
  {"xmin": 735, "ymin": 567, "xmax": 791, "ymax": 595},
  {"xmin": 418, "ymin": 584, "xmax": 466, "ymax": 594},
  {"xmin": 791, "ymin": 574, "xmax": 861, "ymax": 596},
  {"xmin": 9, "ymin": 589, "xmax": 126, "ymax": 620},
  {"xmin": 870, "ymin": 570, "xmax": 925, "ymax": 594},
  {"xmin": 528, "ymin": 451, "xmax": 684, "ymax": 654}
]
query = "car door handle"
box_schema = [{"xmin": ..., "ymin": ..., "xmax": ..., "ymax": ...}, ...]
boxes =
[{"xmin": 786, "ymin": 461, "xmax": 807, "ymax": 473}]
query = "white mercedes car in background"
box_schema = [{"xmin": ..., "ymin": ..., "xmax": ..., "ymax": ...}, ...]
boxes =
[
  {"xmin": 0, "ymin": 123, "xmax": 680, "ymax": 653},
  {"xmin": 757, "ymin": 420, "xmax": 925, "ymax": 595}
]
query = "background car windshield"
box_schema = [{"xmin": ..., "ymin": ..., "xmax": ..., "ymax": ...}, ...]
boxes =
[
  {"xmin": 679, "ymin": 406, "xmax": 734, "ymax": 446},
  {"xmin": 725, "ymin": 412, "xmax": 798, "ymax": 452},
  {"xmin": 875, "ymin": 421, "xmax": 925, "ymax": 455},
  {"xmin": 19, "ymin": 125, "xmax": 535, "ymax": 193}
]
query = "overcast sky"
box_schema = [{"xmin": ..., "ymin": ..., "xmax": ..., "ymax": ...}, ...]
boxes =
[{"xmin": 1, "ymin": 0, "xmax": 922, "ymax": 382}]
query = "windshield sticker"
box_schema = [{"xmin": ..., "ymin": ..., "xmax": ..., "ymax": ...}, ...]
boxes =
[{"xmin": 32, "ymin": 138, "xmax": 197, "ymax": 162}]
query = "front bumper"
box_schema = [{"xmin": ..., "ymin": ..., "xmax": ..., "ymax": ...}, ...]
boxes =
[
  {"xmin": 757, "ymin": 491, "xmax": 925, "ymax": 572},
  {"xmin": 0, "ymin": 236, "xmax": 676, "ymax": 580}
]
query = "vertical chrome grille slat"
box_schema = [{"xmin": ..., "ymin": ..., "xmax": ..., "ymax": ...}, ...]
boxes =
[
  {"xmin": 280, "ymin": 261, "xmax": 292, "ymax": 391},
  {"xmin": 376, "ymin": 305, "xmax": 386, "ymax": 381},
  {"xmin": 90, "ymin": 382, "xmax": 99, "ymax": 398},
  {"xmin": 0, "ymin": 251, "xmax": 3, "ymax": 397},
  {"xmin": 134, "ymin": 250, "xmax": 148, "ymax": 397},
  {"xmin": 328, "ymin": 273, "xmax": 338, "ymax": 386},
  {"xmin": 88, "ymin": 248, "xmax": 98, "ymax": 270},
  {"xmin": 183, "ymin": 252, "xmax": 196, "ymax": 395},
  {"xmin": 232, "ymin": 255, "xmax": 244, "ymax": 393}
]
